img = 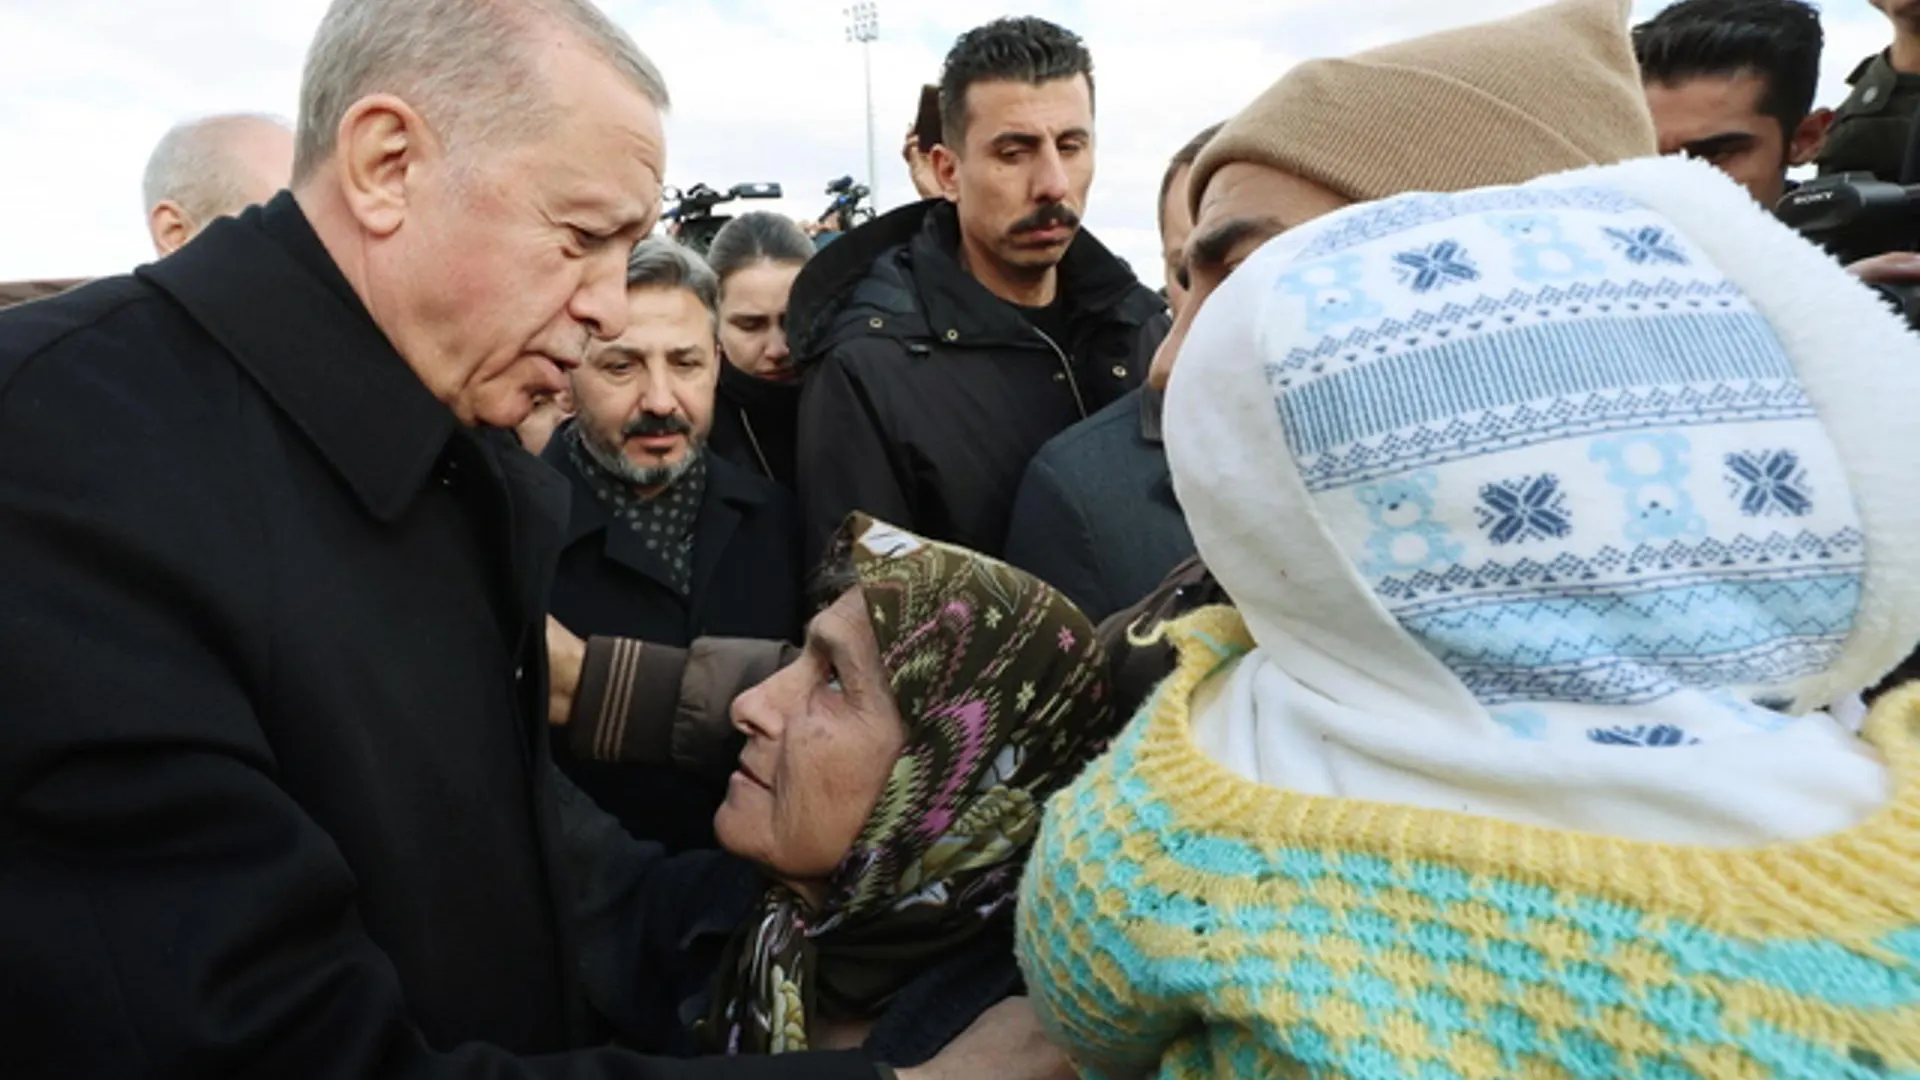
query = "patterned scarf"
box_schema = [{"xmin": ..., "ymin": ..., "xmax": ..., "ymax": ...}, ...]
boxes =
[
  {"xmin": 701, "ymin": 514, "xmax": 1115, "ymax": 1054},
  {"xmin": 564, "ymin": 423, "xmax": 707, "ymax": 595}
]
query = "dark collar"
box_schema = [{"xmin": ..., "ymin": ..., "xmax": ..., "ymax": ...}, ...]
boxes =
[
  {"xmin": 140, "ymin": 193, "xmax": 458, "ymax": 524},
  {"xmin": 717, "ymin": 358, "xmax": 802, "ymax": 412},
  {"xmin": 786, "ymin": 199, "xmax": 935, "ymax": 355},
  {"xmin": 908, "ymin": 201, "xmax": 1155, "ymax": 348},
  {"xmin": 1848, "ymin": 52, "xmax": 1879, "ymax": 88},
  {"xmin": 675, "ymin": 895, "xmax": 1020, "ymax": 1071},
  {"xmin": 1138, "ymin": 385, "xmax": 1166, "ymax": 445},
  {"xmin": 545, "ymin": 426, "xmax": 769, "ymax": 548},
  {"xmin": 1845, "ymin": 50, "xmax": 1920, "ymax": 114}
]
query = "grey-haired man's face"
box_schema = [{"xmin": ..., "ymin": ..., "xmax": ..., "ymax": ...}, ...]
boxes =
[
  {"xmin": 570, "ymin": 285, "xmax": 719, "ymax": 493},
  {"xmin": 329, "ymin": 34, "xmax": 667, "ymax": 432}
]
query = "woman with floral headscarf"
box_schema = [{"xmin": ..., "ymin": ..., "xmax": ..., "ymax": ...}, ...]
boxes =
[{"xmin": 578, "ymin": 513, "xmax": 1115, "ymax": 1068}]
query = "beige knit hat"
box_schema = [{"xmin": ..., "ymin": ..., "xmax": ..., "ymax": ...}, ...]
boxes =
[{"xmin": 1190, "ymin": 0, "xmax": 1657, "ymax": 214}]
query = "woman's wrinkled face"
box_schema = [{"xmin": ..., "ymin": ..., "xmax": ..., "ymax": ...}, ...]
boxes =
[{"xmin": 715, "ymin": 587, "xmax": 907, "ymax": 905}]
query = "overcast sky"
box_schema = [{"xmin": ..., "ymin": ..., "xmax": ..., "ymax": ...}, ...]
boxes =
[{"xmin": 0, "ymin": 0, "xmax": 1892, "ymax": 285}]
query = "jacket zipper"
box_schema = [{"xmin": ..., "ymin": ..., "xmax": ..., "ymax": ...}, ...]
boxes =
[
  {"xmin": 738, "ymin": 407, "xmax": 773, "ymax": 480},
  {"xmin": 1031, "ymin": 327, "xmax": 1088, "ymax": 419}
]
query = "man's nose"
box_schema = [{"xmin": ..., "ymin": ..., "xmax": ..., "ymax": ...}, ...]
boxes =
[
  {"xmin": 572, "ymin": 252, "xmax": 632, "ymax": 342},
  {"xmin": 639, "ymin": 375, "xmax": 676, "ymax": 415},
  {"xmin": 1031, "ymin": 146, "xmax": 1071, "ymax": 204},
  {"xmin": 766, "ymin": 330, "xmax": 790, "ymax": 363}
]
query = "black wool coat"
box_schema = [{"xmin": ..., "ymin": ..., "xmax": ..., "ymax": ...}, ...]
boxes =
[
  {"xmin": 0, "ymin": 194, "xmax": 873, "ymax": 1080},
  {"xmin": 543, "ymin": 428, "xmax": 801, "ymax": 852}
]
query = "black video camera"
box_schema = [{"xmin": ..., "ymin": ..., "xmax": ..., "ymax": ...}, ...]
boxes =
[
  {"xmin": 819, "ymin": 175, "xmax": 875, "ymax": 234},
  {"xmin": 663, "ymin": 181, "xmax": 783, "ymax": 256},
  {"xmin": 1774, "ymin": 111, "xmax": 1920, "ymax": 330},
  {"xmin": 1775, "ymin": 174, "xmax": 1920, "ymax": 328}
]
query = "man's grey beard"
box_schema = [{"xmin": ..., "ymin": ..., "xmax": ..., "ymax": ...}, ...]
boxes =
[{"xmin": 578, "ymin": 424, "xmax": 704, "ymax": 491}]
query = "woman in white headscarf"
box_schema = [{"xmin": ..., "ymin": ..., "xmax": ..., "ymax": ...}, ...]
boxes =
[{"xmin": 1017, "ymin": 151, "xmax": 1920, "ymax": 1079}]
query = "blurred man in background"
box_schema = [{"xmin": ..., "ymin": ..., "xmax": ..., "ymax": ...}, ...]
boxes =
[
  {"xmin": 515, "ymin": 386, "xmax": 575, "ymax": 454},
  {"xmin": 1158, "ymin": 121, "xmax": 1223, "ymax": 319},
  {"xmin": 1635, "ymin": 0, "xmax": 1827, "ymax": 208},
  {"xmin": 142, "ymin": 113, "xmax": 295, "ymax": 256},
  {"xmin": 1819, "ymin": 0, "xmax": 1920, "ymax": 181}
]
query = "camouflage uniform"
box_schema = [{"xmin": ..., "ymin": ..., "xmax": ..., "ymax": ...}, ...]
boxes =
[{"xmin": 1818, "ymin": 50, "xmax": 1920, "ymax": 182}]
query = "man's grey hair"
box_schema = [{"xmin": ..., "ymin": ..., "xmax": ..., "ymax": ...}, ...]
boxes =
[
  {"xmin": 293, "ymin": 0, "xmax": 669, "ymax": 183},
  {"xmin": 143, "ymin": 113, "xmax": 291, "ymax": 223},
  {"xmin": 627, "ymin": 238, "xmax": 719, "ymax": 328}
]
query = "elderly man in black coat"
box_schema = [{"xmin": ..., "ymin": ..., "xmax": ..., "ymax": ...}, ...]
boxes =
[{"xmin": 0, "ymin": 2, "xmax": 1054, "ymax": 1079}]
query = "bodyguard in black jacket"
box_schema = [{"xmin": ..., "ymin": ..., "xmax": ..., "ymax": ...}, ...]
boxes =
[
  {"xmin": 789, "ymin": 199, "xmax": 1166, "ymax": 568},
  {"xmin": 787, "ymin": 18, "xmax": 1167, "ymax": 569}
]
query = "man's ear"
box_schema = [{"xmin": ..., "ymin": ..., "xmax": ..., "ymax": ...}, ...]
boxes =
[
  {"xmin": 930, "ymin": 141, "xmax": 961, "ymax": 203},
  {"xmin": 148, "ymin": 200, "xmax": 196, "ymax": 257},
  {"xmin": 1788, "ymin": 107, "xmax": 1835, "ymax": 168},
  {"xmin": 332, "ymin": 93, "xmax": 437, "ymax": 238}
]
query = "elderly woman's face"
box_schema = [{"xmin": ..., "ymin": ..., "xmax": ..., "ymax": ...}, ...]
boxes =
[{"xmin": 715, "ymin": 587, "xmax": 908, "ymax": 902}]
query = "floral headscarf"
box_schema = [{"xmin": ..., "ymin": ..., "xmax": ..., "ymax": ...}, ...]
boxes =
[{"xmin": 701, "ymin": 514, "xmax": 1115, "ymax": 1054}]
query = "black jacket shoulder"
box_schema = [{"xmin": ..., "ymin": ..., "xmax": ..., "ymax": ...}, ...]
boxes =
[
  {"xmin": 0, "ymin": 275, "xmax": 250, "ymax": 431},
  {"xmin": 786, "ymin": 199, "xmax": 1165, "ymax": 365},
  {"xmin": 1028, "ymin": 388, "xmax": 1142, "ymax": 473},
  {"xmin": 785, "ymin": 201, "xmax": 935, "ymax": 359},
  {"xmin": 0, "ymin": 274, "xmax": 156, "ymax": 369},
  {"xmin": 785, "ymin": 199, "xmax": 1169, "ymax": 563}
]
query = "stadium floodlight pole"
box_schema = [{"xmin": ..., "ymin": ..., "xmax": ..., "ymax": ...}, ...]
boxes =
[{"xmin": 845, "ymin": 2, "xmax": 880, "ymax": 207}]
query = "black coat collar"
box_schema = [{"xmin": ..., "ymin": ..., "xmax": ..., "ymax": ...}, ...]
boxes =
[
  {"xmin": 545, "ymin": 426, "xmax": 770, "ymax": 601},
  {"xmin": 1139, "ymin": 385, "xmax": 1165, "ymax": 445},
  {"xmin": 140, "ymin": 193, "xmax": 458, "ymax": 524},
  {"xmin": 716, "ymin": 357, "xmax": 801, "ymax": 414},
  {"xmin": 787, "ymin": 198, "xmax": 1161, "ymax": 358},
  {"xmin": 911, "ymin": 200, "xmax": 1150, "ymax": 346}
]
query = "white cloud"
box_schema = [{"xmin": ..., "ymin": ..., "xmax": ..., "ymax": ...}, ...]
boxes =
[{"xmin": 0, "ymin": 0, "xmax": 1895, "ymax": 286}]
